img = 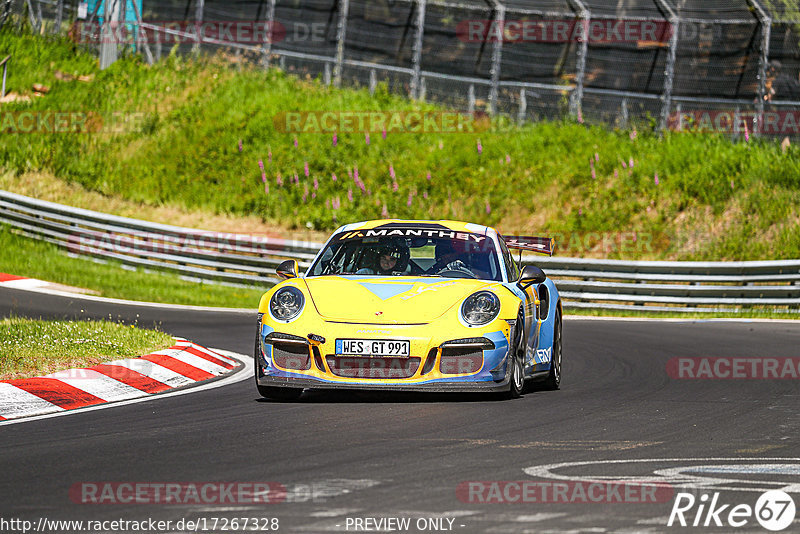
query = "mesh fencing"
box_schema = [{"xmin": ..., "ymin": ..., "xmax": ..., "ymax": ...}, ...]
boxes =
[{"xmin": 7, "ymin": 0, "xmax": 800, "ymax": 137}]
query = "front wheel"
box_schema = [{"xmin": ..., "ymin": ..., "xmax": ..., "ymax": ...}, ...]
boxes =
[{"xmin": 504, "ymin": 310, "xmax": 525, "ymax": 399}]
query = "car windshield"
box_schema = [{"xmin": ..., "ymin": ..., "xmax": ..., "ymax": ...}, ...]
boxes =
[{"xmin": 308, "ymin": 228, "xmax": 503, "ymax": 281}]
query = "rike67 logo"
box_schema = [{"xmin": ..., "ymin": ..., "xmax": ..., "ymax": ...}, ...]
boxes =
[{"xmin": 668, "ymin": 490, "xmax": 796, "ymax": 531}]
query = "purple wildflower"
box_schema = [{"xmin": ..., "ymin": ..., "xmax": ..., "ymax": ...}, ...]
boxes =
[
  {"xmin": 258, "ymin": 159, "xmax": 264, "ymax": 171},
  {"xmin": 347, "ymin": 188, "xmax": 353, "ymax": 202},
  {"xmin": 389, "ymin": 165, "xmax": 396, "ymax": 180},
  {"xmin": 261, "ymin": 171, "xmax": 266, "ymax": 183},
  {"xmin": 629, "ymin": 157, "xmax": 635, "ymax": 168},
  {"xmin": 426, "ymin": 171, "xmax": 431, "ymax": 181},
  {"xmin": 293, "ymin": 137, "xmax": 298, "ymax": 148},
  {"xmin": 654, "ymin": 173, "xmax": 659, "ymax": 185},
  {"xmin": 392, "ymin": 181, "xmax": 398, "ymax": 192},
  {"xmin": 477, "ymin": 139, "xmax": 483, "ymax": 155},
  {"xmin": 304, "ymin": 161, "xmax": 309, "ymax": 177},
  {"xmin": 238, "ymin": 139, "xmax": 243, "ymax": 152},
  {"xmin": 485, "ymin": 201, "xmax": 491, "ymax": 215},
  {"xmin": 423, "ymin": 191, "xmax": 428, "ymax": 199},
  {"xmin": 630, "ymin": 128, "xmax": 637, "ymax": 140},
  {"xmin": 265, "ymin": 182, "xmax": 269, "ymax": 194},
  {"xmin": 595, "ymin": 152, "xmax": 599, "ymax": 162},
  {"xmin": 506, "ymin": 154, "xmax": 511, "ymax": 164},
  {"xmin": 332, "ymin": 172, "xmax": 337, "ymax": 182},
  {"xmin": 382, "ymin": 129, "xmax": 387, "ymax": 140},
  {"xmin": 365, "ymin": 133, "xmax": 370, "ymax": 145},
  {"xmin": 276, "ymin": 173, "xmax": 283, "ymax": 186},
  {"xmin": 382, "ymin": 203, "xmax": 389, "ymax": 218},
  {"xmin": 407, "ymin": 192, "xmax": 413, "ymax": 207},
  {"xmin": 744, "ymin": 122, "xmax": 750, "ymax": 142},
  {"xmin": 332, "ymin": 133, "xmax": 338, "ymax": 147},
  {"xmin": 438, "ymin": 140, "xmax": 443, "ymax": 150},
  {"xmin": 313, "ymin": 177, "xmax": 319, "ymax": 190}
]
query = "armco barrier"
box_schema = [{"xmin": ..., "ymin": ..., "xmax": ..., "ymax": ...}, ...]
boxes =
[{"xmin": 2, "ymin": 190, "xmax": 799, "ymax": 313}]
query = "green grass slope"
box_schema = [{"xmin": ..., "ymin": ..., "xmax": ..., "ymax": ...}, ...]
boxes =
[{"xmin": 1, "ymin": 30, "xmax": 799, "ymax": 260}]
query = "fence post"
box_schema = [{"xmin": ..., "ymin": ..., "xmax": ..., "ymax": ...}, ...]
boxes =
[
  {"xmin": 655, "ymin": 0, "xmax": 679, "ymax": 132},
  {"xmin": 369, "ymin": 69, "xmax": 377, "ymax": 95},
  {"xmin": 468, "ymin": 84, "xmax": 475, "ymax": 113},
  {"xmin": 620, "ymin": 97, "xmax": 629, "ymax": 129},
  {"xmin": 749, "ymin": 0, "xmax": 771, "ymax": 137},
  {"xmin": 488, "ymin": 1, "xmax": 505, "ymax": 114},
  {"xmin": 263, "ymin": 0, "xmax": 277, "ymax": 67},
  {"xmin": 54, "ymin": 0, "xmax": 63, "ymax": 33},
  {"xmin": 333, "ymin": 0, "xmax": 350, "ymax": 87},
  {"xmin": 129, "ymin": 0, "xmax": 154, "ymax": 65},
  {"xmin": 566, "ymin": 0, "xmax": 589, "ymax": 118},
  {"xmin": 517, "ymin": 88, "xmax": 526, "ymax": 124},
  {"xmin": 99, "ymin": 0, "xmax": 119, "ymax": 69},
  {"xmin": 410, "ymin": 0, "xmax": 426, "ymax": 99},
  {"xmin": 193, "ymin": 0, "xmax": 205, "ymax": 54}
]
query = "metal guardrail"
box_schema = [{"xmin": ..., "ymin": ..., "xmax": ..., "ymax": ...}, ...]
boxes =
[
  {"xmin": 2, "ymin": 189, "xmax": 799, "ymax": 313},
  {"xmin": 0, "ymin": 190, "xmax": 321, "ymax": 287}
]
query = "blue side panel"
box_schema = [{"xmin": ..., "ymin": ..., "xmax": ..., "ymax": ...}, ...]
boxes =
[{"xmin": 528, "ymin": 279, "xmax": 559, "ymax": 376}]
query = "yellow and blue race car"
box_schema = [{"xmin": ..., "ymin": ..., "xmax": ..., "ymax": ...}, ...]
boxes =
[{"xmin": 255, "ymin": 220, "xmax": 561, "ymax": 400}]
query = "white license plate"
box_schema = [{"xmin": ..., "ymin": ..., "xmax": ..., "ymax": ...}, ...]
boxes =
[{"xmin": 336, "ymin": 339, "xmax": 410, "ymax": 357}]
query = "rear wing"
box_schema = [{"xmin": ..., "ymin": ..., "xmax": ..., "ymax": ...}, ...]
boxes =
[{"xmin": 503, "ymin": 236, "xmax": 555, "ymax": 256}]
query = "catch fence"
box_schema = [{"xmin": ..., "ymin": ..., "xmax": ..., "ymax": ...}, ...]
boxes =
[{"xmin": 6, "ymin": 0, "xmax": 800, "ymax": 136}]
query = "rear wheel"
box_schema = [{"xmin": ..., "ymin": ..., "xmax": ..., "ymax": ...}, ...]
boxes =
[
  {"xmin": 254, "ymin": 331, "xmax": 303, "ymax": 401},
  {"xmin": 541, "ymin": 309, "xmax": 562, "ymax": 390}
]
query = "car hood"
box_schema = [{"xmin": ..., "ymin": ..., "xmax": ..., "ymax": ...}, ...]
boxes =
[{"xmin": 304, "ymin": 276, "xmax": 500, "ymax": 324}]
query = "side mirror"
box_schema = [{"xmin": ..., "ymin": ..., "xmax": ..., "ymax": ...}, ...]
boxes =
[
  {"xmin": 517, "ymin": 265, "xmax": 546, "ymax": 289},
  {"xmin": 276, "ymin": 259, "xmax": 299, "ymax": 279}
]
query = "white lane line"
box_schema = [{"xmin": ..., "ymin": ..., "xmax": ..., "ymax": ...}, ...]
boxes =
[
  {"xmin": 106, "ymin": 358, "xmax": 195, "ymax": 388},
  {"xmin": 0, "ymin": 383, "xmax": 64, "ymax": 419},
  {"xmin": 43, "ymin": 369, "xmax": 144, "ymax": 402},
  {"xmin": 0, "ymin": 349, "xmax": 250, "ymax": 426}
]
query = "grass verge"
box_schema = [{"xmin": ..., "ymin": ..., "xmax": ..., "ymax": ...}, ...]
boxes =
[
  {"xmin": 0, "ymin": 316, "xmax": 175, "ymax": 380},
  {"xmin": 0, "ymin": 227, "xmax": 266, "ymax": 308}
]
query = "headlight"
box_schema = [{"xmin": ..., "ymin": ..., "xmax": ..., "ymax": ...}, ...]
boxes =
[
  {"xmin": 461, "ymin": 291, "xmax": 500, "ymax": 325},
  {"xmin": 269, "ymin": 286, "xmax": 305, "ymax": 321}
]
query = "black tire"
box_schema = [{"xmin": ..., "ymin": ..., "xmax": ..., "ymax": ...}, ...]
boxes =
[
  {"xmin": 541, "ymin": 309, "xmax": 562, "ymax": 390},
  {"xmin": 254, "ymin": 331, "xmax": 303, "ymax": 401},
  {"xmin": 504, "ymin": 309, "xmax": 525, "ymax": 399}
]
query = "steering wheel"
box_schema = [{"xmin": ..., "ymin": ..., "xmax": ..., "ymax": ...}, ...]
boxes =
[{"xmin": 435, "ymin": 268, "xmax": 476, "ymax": 279}]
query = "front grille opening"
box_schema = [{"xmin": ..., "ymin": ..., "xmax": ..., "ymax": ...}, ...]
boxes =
[
  {"xmin": 325, "ymin": 356, "xmax": 421, "ymax": 379},
  {"xmin": 272, "ymin": 342, "xmax": 312, "ymax": 370},
  {"xmin": 421, "ymin": 348, "xmax": 438, "ymax": 375},
  {"xmin": 439, "ymin": 346, "xmax": 483, "ymax": 375},
  {"xmin": 312, "ymin": 345, "xmax": 325, "ymax": 372}
]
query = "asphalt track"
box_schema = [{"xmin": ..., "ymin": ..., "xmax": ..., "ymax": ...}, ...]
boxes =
[{"xmin": 1, "ymin": 285, "xmax": 800, "ymax": 533}]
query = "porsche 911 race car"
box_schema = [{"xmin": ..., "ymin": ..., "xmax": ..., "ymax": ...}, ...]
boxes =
[{"xmin": 254, "ymin": 220, "xmax": 562, "ymax": 400}]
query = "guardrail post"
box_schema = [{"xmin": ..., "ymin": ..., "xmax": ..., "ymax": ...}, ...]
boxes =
[
  {"xmin": 410, "ymin": 0, "xmax": 426, "ymax": 99},
  {"xmin": 333, "ymin": 0, "xmax": 350, "ymax": 87},
  {"xmin": 749, "ymin": 0, "xmax": 771, "ymax": 137},
  {"xmin": 324, "ymin": 62, "xmax": 331, "ymax": 86},
  {"xmin": 517, "ymin": 88, "xmax": 526, "ymax": 124},
  {"xmin": 620, "ymin": 97, "xmax": 629, "ymax": 129},
  {"xmin": 488, "ymin": 1, "xmax": 505, "ymax": 114},
  {"xmin": 369, "ymin": 69, "xmax": 377, "ymax": 95},
  {"xmin": 566, "ymin": 0, "xmax": 589, "ymax": 119}
]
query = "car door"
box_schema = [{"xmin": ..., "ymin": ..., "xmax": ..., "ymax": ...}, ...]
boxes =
[{"xmin": 498, "ymin": 237, "xmax": 539, "ymax": 361}]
